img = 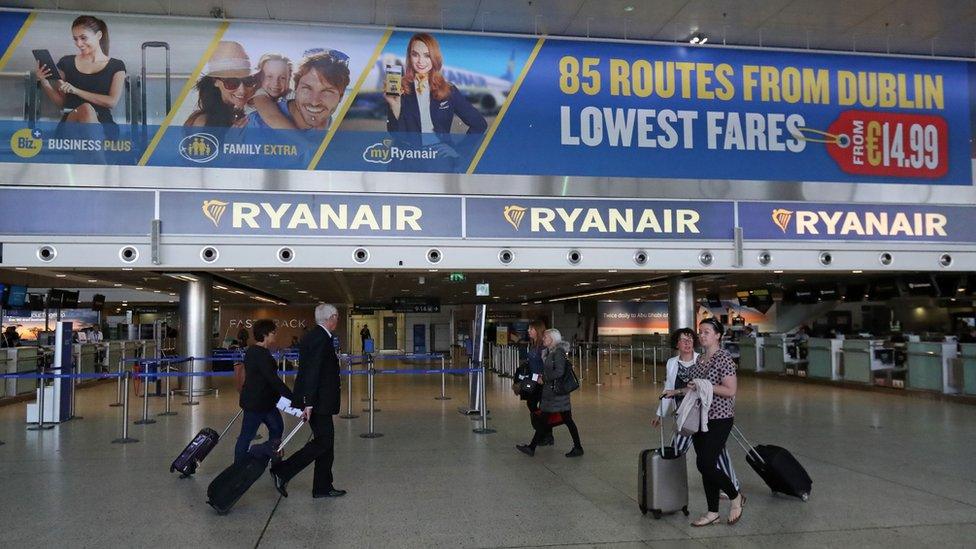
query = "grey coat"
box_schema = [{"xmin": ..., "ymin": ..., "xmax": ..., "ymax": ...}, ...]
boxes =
[{"xmin": 541, "ymin": 342, "xmax": 572, "ymax": 412}]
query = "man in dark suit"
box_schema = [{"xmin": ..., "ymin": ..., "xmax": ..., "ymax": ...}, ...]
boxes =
[{"xmin": 270, "ymin": 303, "xmax": 345, "ymax": 498}]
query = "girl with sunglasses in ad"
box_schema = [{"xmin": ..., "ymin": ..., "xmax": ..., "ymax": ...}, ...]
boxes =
[{"xmin": 185, "ymin": 41, "xmax": 259, "ymax": 128}]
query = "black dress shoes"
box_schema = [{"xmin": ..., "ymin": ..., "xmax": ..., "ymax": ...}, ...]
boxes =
[
  {"xmin": 313, "ymin": 488, "xmax": 347, "ymax": 498},
  {"xmin": 516, "ymin": 444, "xmax": 535, "ymax": 457},
  {"xmin": 269, "ymin": 469, "xmax": 288, "ymax": 498}
]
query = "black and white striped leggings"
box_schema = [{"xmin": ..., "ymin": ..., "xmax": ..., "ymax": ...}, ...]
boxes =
[{"xmin": 672, "ymin": 431, "xmax": 740, "ymax": 491}]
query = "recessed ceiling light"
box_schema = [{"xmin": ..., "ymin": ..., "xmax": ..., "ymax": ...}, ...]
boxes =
[
  {"xmin": 122, "ymin": 267, "xmax": 133, "ymax": 271},
  {"xmin": 852, "ymin": 270, "xmax": 863, "ymax": 274},
  {"xmin": 15, "ymin": 267, "xmax": 27, "ymax": 270},
  {"xmin": 168, "ymin": 300, "xmax": 174, "ymax": 303},
  {"xmin": 135, "ymin": 286, "xmax": 143, "ymax": 290},
  {"xmin": 154, "ymin": 290, "xmax": 161, "ymax": 293},
  {"xmin": 224, "ymin": 268, "xmax": 235, "ymax": 271},
  {"xmin": 113, "ymin": 283, "xmax": 122, "ymax": 287},
  {"xmin": 680, "ymin": 270, "xmax": 690, "ymax": 273},
  {"xmin": 773, "ymin": 270, "xmax": 783, "ymax": 274},
  {"xmin": 623, "ymin": 5, "xmax": 634, "ymax": 11},
  {"xmin": 56, "ymin": 274, "xmax": 66, "ymax": 278},
  {"xmin": 576, "ymin": 282, "xmax": 590, "ymax": 286},
  {"xmin": 169, "ymin": 293, "xmax": 176, "ymax": 296},
  {"xmin": 608, "ymin": 269, "xmax": 618, "ymax": 273},
  {"xmin": 88, "ymin": 279, "xmax": 98, "ymax": 283},
  {"xmin": 298, "ymin": 290, "xmax": 308, "ymax": 294},
  {"xmin": 519, "ymin": 269, "xmax": 530, "ymax": 273},
  {"xmin": 492, "ymin": 296, "xmax": 500, "ymax": 299}
]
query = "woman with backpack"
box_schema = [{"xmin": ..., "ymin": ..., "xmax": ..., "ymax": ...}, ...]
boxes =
[{"xmin": 517, "ymin": 328, "xmax": 583, "ymax": 458}]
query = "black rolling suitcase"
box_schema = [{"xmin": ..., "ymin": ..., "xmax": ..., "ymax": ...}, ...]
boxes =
[
  {"xmin": 731, "ymin": 425, "xmax": 812, "ymax": 501},
  {"xmin": 207, "ymin": 420, "xmax": 306, "ymax": 514},
  {"xmin": 171, "ymin": 409, "xmax": 243, "ymax": 477}
]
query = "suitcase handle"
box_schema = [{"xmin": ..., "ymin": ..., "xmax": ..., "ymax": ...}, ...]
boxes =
[
  {"xmin": 730, "ymin": 424, "xmax": 766, "ymax": 466},
  {"xmin": 277, "ymin": 420, "xmax": 306, "ymax": 452},
  {"xmin": 218, "ymin": 409, "xmax": 244, "ymax": 439}
]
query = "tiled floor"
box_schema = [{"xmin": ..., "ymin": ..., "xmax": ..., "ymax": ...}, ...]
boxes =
[{"xmin": 1, "ymin": 361, "xmax": 975, "ymax": 548}]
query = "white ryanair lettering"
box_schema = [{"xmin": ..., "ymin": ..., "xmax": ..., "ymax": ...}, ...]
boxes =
[
  {"xmin": 790, "ymin": 210, "xmax": 948, "ymax": 237},
  {"xmin": 227, "ymin": 201, "xmax": 423, "ymax": 231},
  {"xmin": 528, "ymin": 207, "xmax": 701, "ymax": 234}
]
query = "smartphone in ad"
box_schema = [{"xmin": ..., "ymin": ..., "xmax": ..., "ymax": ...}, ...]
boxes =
[{"xmin": 384, "ymin": 64, "xmax": 403, "ymax": 96}]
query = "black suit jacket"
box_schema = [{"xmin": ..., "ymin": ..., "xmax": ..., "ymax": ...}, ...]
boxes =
[
  {"xmin": 292, "ymin": 326, "xmax": 341, "ymax": 415},
  {"xmin": 239, "ymin": 345, "xmax": 294, "ymax": 413},
  {"xmin": 387, "ymin": 84, "xmax": 487, "ymax": 135}
]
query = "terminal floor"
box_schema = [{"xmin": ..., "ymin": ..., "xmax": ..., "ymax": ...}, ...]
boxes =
[{"xmin": 2, "ymin": 363, "xmax": 976, "ymax": 548}]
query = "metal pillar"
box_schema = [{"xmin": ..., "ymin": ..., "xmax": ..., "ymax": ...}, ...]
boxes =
[
  {"xmin": 668, "ymin": 276, "xmax": 696, "ymax": 334},
  {"xmin": 179, "ymin": 273, "xmax": 213, "ymax": 393}
]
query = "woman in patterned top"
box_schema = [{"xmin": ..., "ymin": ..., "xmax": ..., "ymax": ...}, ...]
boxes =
[
  {"xmin": 664, "ymin": 317, "xmax": 744, "ymax": 526},
  {"xmin": 653, "ymin": 328, "xmax": 739, "ymax": 495}
]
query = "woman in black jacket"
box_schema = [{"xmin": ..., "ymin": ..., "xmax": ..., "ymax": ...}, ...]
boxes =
[
  {"xmin": 517, "ymin": 329, "xmax": 583, "ymax": 458},
  {"xmin": 234, "ymin": 319, "xmax": 294, "ymax": 463}
]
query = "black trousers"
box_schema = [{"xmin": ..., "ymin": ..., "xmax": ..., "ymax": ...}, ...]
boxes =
[
  {"xmin": 530, "ymin": 410, "xmax": 581, "ymax": 449},
  {"xmin": 692, "ymin": 417, "xmax": 739, "ymax": 512},
  {"xmin": 274, "ymin": 414, "xmax": 335, "ymax": 494}
]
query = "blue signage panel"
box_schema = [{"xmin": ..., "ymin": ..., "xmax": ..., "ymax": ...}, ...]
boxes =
[
  {"xmin": 0, "ymin": 188, "xmax": 154, "ymax": 236},
  {"xmin": 739, "ymin": 201, "xmax": 976, "ymax": 242},
  {"xmin": 158, "ymin": 191, "xmax": 463, "ymax": 238},
  {"xmin": 465, "ymin": 197, "xmax": 735, "ymax": 240}
]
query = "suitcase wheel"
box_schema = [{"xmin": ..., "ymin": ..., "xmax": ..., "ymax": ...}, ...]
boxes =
[
  {"xmin": 652, "ymin": 510, "xmax": 662, "ymax": 519},
  {"xmin": 682, "ymin": 506, "xmax": 689, "ymax": 516},
  {"xmin": 801, "ymin": 493, "xmax": 809, "ymax": 502}
]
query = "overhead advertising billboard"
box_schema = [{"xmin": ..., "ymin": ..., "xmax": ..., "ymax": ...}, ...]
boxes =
[{"xmin": 0, "ymin": 8, "xmax": 972, "ymax": 186}]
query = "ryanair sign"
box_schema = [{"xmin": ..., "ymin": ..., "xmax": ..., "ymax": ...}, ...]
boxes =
[
  {"xmin": 740, "ymin": 202, "xmax": 976, "ymax": 242},
  {"xmin": 466, "ymin": 198, "xmax": 735, "ymax": 240},
  {"xmin": 159, "ymin": 192, "xmax": 463, "ymax": 237}
]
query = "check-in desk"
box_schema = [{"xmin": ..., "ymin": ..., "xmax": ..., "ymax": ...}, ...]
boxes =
[
  {"xmin": 107, "ymin": 341, "xmax": 125, "ymax": 370},
  {"xmin": 73, "ymin": 343, "xmax": 99, "ymax": 374},
  {"xmin": 4, "ymin": 346, "xmax": 40, "ymax": 397},
  {"xmin": 961, "ymin": 344, "xmax": 976, "ymax": 396},
  {"xmin": 907, "ymin": 342, "xmax": 958, "ymax": 394},
  {"xmin": 738, "ymin": 337, "xmax": 763, "ymax": 372},
  {"xmin": 808, "ymin": 338, "xmax": 843, "ymax": 380},
  {"xmin": 841, "ymin": 339, "xmax": 884, "ymax": 384},
  {"xmin": 763, "ymin": 335, "xmax": 786, "ymax": 374}
]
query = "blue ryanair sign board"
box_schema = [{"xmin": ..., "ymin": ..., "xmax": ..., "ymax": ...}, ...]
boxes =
[
  {"xmin": 465, "ymin": 197, "xmax": 735, "ymax": 240},
  {"xmin": 739, "ymin": 201, "xmax": 976, "ymax": 242},
  {"xmin": 0, "ymin": 188, "xmax": 154, "ymax": 236},
  {"xmin": 158, "ymin": 191, "xmax": 464, "ymax": 238}
]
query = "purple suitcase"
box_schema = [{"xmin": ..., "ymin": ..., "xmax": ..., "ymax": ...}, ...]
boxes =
[{"xmin": 171, "ymin": 410, "xmax": 242, "ymax": 477}]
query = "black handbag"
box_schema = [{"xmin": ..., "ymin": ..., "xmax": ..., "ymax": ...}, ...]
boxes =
[
  {"xmin": 552, "ymin": 360, "xmax": 580, "ymax": 395},
  {"xmin": 517, "ymin": 378, "xmax": 541, "ymax": 399}
]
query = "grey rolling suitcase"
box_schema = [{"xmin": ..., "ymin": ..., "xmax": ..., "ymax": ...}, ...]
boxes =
[{"xmin": 638, "ymin": 401, "xmax": 689, "ymax": 518}]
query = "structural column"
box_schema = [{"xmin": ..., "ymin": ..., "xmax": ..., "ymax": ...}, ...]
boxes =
[
  {"xmin": 178, "ymin": 273, "xmax": 213, "ymax": 391},
  {"xmin": 668, "ymin": 276, "xmax": 696, "ymax": 333}
]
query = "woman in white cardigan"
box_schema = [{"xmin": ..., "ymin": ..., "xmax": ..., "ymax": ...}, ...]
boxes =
[{"xmin": 652, "ymin": 328, "xmax": 739, "ymax": 496}]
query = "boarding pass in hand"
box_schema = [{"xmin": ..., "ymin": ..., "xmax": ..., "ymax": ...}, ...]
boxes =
[{"xmin": 276, "ymin": 397, "xmax": 304, "ymax": 418}]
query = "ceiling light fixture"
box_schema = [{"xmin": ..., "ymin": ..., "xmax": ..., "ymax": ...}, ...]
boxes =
[
  {"xmin": 549, "ymin": 282, "xmax": 665, "ymax": 302},
  {"xmin": 113, "ymin": 283, "xmax": 122, "ymax": 287},
  {"xmin": 56, "ymin": 274, "xmax": 66, "ymax": 278},
  {"xmin": 690, "ymin": 32, "xmax": 708, "ymax": 44},
  {"xmin": 624, "ymin": 5, "xmax": 634, "ymax": 12},
  {"xmin": 15, "ymin": 267, "xmax": 27, "ymax": 270}
]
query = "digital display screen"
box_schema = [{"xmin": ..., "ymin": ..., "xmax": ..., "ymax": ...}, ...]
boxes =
[{"xmin": 6, "ymin": 285, "xmax": 27, "ymax": 308}]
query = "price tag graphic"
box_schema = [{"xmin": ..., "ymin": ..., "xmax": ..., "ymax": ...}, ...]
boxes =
[{"xmin": 813, "ymin": 110, "xmax": 949, "ymax": 179}]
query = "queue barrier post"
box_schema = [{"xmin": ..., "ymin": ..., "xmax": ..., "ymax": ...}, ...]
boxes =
[
  {"xmin": 69, "ymin": 365, "xmax": 83, "ymax": 420},
  {"xmin": 134, "ymin": 361, "xmax": 157, "ymax": 425},
  {"xmin": 595, "ymin": 344, "xmax": 603, "ymax": 387},
  {"xmin": 641, "ymin": 343, "xmax": 647, "ymax": 374},
  {"xmin": 112, "ymin": 372, "xmax": 139, "ymax": 444},
  {"xmin": 158, "ymin": 360, "xmax": 177, "ymax": 416},
  {"xmin": 473, "ymin": 364, "xmax": 496, "ymax": 434},
  {"xmin": 653, "ymin": 347, "xmax": 659, "ymax": 385},
  {"xmin": 27, "ymin": 369, "xmax": 54, "ymax": 431},
  {"xmin": 435, "ymin": 354, "xmax": 451, "ymax": 400},
  {"xmin": 359, "ymin": 367, "xmax": 383, "ymax": 439},
  {"xmin": 109, "ymin": 356, "xmax": 124, "ymax": 407},
  {"xmin": 183, "ymin": 358, "xmax": 199, "ymax": 406},
  {"xmin": 340, "ymin": 356, "xmax": 359, "ymax": 420},
  {"xmin": 628, "ymin": 346, "xmax": 635, "ymax": 380}
]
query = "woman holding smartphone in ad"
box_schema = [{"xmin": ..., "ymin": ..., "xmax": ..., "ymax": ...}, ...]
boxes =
[
  {"xmin": 35, "ymin": 16, "xmax": 126, "ymax": 134},
  {"xmin": 385, "ymin": 33, "xmax": 487, "ymax": 168}
]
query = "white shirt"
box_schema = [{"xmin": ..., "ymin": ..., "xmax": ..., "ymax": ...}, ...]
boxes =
[{"xmin": 416, "ymin": 81, "xmax": 438, "ymax": 146}]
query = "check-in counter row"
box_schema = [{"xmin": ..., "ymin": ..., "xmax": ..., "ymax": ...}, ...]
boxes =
[
  {"xmin": 738, "ymin": 337, "xmax": 976, "ymax": 396},
  {"xmin": 2, "ymin": 340, "xmax": 158, "ymax": 398}
]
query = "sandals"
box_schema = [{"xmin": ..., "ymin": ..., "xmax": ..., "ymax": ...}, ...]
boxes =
[
  {"xmin": 690, "ymin": 513, "xmax": 721, "ymax": 527},
  {"xmin": 728, "ymin": 494, "xmax": 746, "ymax": 525}
]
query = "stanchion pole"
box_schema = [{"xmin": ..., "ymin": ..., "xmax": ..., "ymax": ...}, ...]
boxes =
[
  {"xmin": 608, "ymin": 343, "xmax": 616, "ymax": 375},
  {"xmin": 359, "ymin": 367, "xmax": 382, "ymax": 438},
  {"xmin": 109, "ymin": 355, "xmax": 124, "ymax": 407},
  {"xmin": 473, "ymin": 363, "xmax": 495, "ymax": 434},
  {"xmin": 112, "ymin": 372, "xmax": 138, "ymax": 443},
  {"xmin": 70, "ymin": 365, "xmax": 83, "ymax": 420},
  {"xmin": 340, "ymin": 357, "xmax": 359, "ymax": 419},
  {"xmin": 135, "ymin": 361, "xmax": 156, "ymax": 425},
  {"xmin": 28, "ymin": 370, "xmax": 54, "ymax": 431},
  {"xmin": 183, "ymin": 358, "xmax": 199, "ymax": 406},
  {"xmin": 628, "ymin": 346, "xmax": 635, "ymax": 380},
  {"xmin": 435, "ymin": 354, "xmax": 450, "ymax": 400},
  {"xmin": 595, "ymin": 345, "xmax": 604, "ymax": 387},
  {"xmin": 158, "ymin": 360, "xmax": 176, "ymax": 416},
  {"xmin": 641, "ymin": 343, "xmax": 647, "ymax": 374},
  {"xmin": 653, "ymin": 346, "xmax": 659, "ymax": 385}
]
